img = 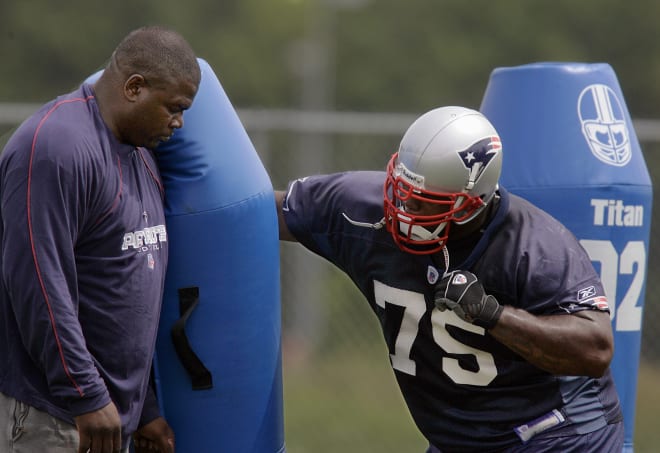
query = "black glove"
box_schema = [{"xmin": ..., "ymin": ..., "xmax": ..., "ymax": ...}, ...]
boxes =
[{"xmin": 434, "ymin": 270, "xmax": 503, "ymax": 329}]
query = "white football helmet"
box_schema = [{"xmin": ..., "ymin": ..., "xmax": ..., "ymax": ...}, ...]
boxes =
[{"xmin": 384, "ymin": 106, "xmax": 503, "ymax": 255}]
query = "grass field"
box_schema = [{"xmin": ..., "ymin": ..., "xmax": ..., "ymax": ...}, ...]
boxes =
[
  {"xmin": 283, "ymin": 347, "xmax": 427, "ymax": 452},
  {"xmin": 632, "ymin": 361, "xmax": 660, "ymax": 452},
  {"xmin": 282, "ymin": 350, "xmax": 660, "ymax": 453}
]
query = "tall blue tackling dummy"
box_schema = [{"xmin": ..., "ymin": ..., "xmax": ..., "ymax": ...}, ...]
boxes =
[
  {"xmin": 154, "ymin": 59, "xmax": 285, "ymax": 452},
  {"xmin": 480, "ymin": 62, "xmax": 652, "ymax": 452}
]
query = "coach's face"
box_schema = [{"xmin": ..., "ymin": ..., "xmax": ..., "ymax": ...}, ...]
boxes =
[{"xmin": 120, "ymin": 73, "xmax": 198, "ymax": 149}]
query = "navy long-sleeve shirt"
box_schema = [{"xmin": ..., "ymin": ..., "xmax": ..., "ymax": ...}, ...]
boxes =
[{"xmin": 0, "ymin": 83, "xmax": 168, "ymax": 447}]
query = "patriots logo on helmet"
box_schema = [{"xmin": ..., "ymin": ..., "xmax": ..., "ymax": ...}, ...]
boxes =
[{"xmin": 458, "ymin": 136, "xmax": 501, "ymax": 188}]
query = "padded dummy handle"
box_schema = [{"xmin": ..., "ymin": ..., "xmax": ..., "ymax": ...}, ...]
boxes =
[{"xmin": 171, "ymin": 287, "xmax": 213, "ymax": 390}]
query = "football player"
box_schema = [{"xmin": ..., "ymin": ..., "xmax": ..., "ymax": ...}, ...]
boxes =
[{"xmin": 275, "ymin": 106, "xmax": 623, "ymax": 452}]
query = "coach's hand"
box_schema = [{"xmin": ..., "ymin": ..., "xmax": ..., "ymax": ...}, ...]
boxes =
[
  {"xmin": 434, "ymin": 270, "xmax": 503, "ymax": 329},
  {"xmin": 75, "ymin": 402, "xmax": 121, "ymax": 453},
  {"xmin": 133, "ymin": 417, "xmax": 175, "ymax": 453}
]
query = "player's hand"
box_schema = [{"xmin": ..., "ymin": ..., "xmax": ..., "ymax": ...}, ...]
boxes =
[
  {"xmin": 74, "ymin": 401, "xmax": 122, "ymax": 453},
  {"xmin": 133, "ymin": 417, "xmax": 175, "ymax": 453},
  {"xmin": 434, "ymin": 270, "xmax": 503, "ymax": 329}
]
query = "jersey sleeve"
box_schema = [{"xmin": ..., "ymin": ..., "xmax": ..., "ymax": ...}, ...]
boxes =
[
  {"xmin": 544, "ymin": 238, "xmax": 611, "ymax": 315},
  {"xmin": 484, "ymin": 194, "xmax": 611, "ymax": 316},
  {"xmin": 529, "ymin": 216, "xmax": 611, "ymax": 315},
  {"xmin": 281, "ymin": 174, "xmax": 346, "ymax": 260},
  {"xmin": 0, "ymin": 122, "xmax": 111, "ymax": 414},
  {"xmin": 282, "ymin": 171, "xmax": 389, "ymax": 261}
]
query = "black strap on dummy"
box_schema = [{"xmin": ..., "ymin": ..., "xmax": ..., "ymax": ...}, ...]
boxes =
[{"xmin": 171, "ymin": 286, "xmax": 213, "ymax": 390}]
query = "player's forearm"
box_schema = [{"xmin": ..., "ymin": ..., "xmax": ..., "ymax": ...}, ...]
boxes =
[
  {"xmin": 489, "ymin": 307, "xmax": 614, "ymax": 377},
  {"xmin": 274, "ymin": 190, "xmax": 298, "ymax": 242}
]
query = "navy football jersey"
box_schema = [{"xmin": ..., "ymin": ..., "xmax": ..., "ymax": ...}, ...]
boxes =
[{"xmin": 282, "ymin": 171, "xmax": 622, "ymax": 451}]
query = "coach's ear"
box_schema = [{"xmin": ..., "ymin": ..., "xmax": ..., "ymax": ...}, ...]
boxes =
[{"xmin": 123, "ymin": 74, "xmax": 148, "ymax": 101}]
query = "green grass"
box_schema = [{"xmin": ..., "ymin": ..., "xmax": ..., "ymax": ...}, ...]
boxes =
[
  {"xmin": 283, "ymin": 349, "xmax": 427, "ymax": 453},
  {"xmin": 282, "ymin": 351, "xmax": 660, "ymax": 453},
  {"xmin": 633, "ymin": 361, "xmax": 660, "ymax": 452}
]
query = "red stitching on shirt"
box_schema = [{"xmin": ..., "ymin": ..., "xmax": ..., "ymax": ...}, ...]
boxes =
[{"xmin": 27, "ymin": 96, "xmax": 94, "ymax": 398}]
